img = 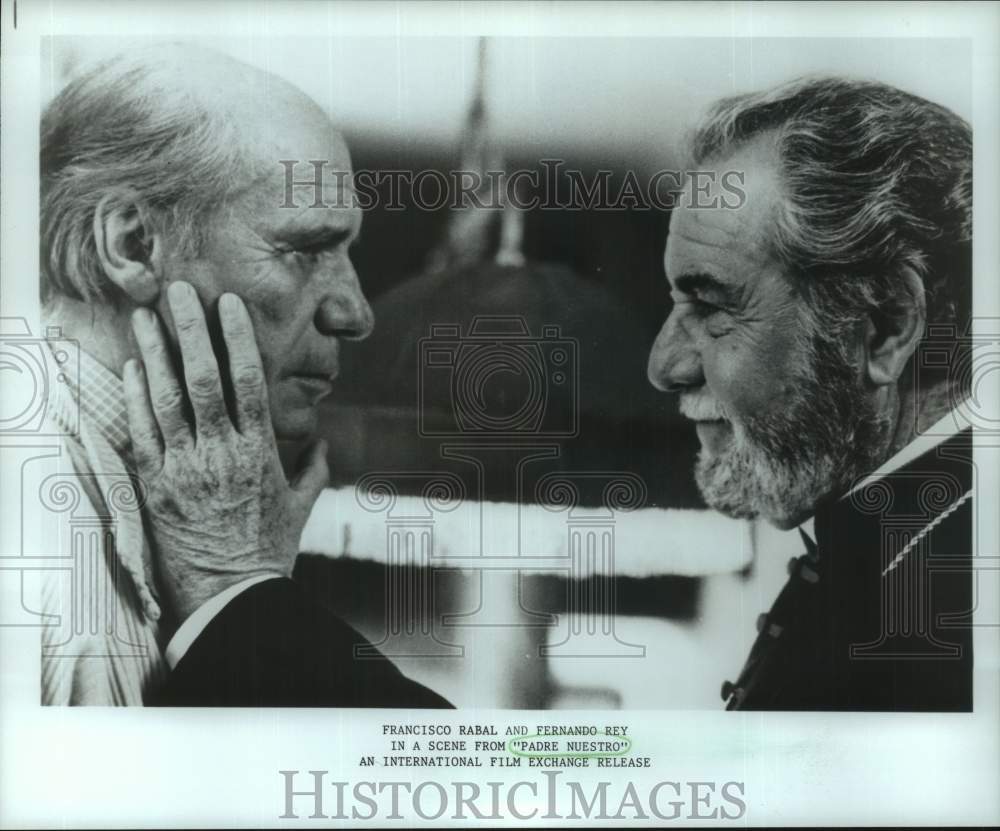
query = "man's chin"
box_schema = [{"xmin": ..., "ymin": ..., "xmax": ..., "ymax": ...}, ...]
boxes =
[
  {"xmin": 269, "ymin": 379, "xmax": 330, "ymax": 440},
  {"xmin": 271, "ymin": 405, "xmax": 320, "ymax": 442},
  {"xmin": 694, "ymin": 448, "xmax": 757, "ymax": 518},
  {"xmin": 693, "ymin": 439, "xmax": 821, "ymax": 529}
]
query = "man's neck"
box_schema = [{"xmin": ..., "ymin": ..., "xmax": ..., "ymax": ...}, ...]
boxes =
[
  {"xmin": 43, "ymin": 294, "xmax": 135, "ymax": 378},
  {"xmin": 782, "ymin": 381, "xmax": 959, "ymax": 532}
]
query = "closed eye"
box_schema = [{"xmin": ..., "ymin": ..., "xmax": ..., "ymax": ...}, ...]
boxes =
[
  {"xmin": 281, "ymin": 237, "xmax": 357, "ymax": 263},
  {"xmin": 670, "ymin": 271, "xmax": 735, "ymax": 312},
  {"xmin": 277, "ymin": 225, "xmax": 359, "ymax": 258},
  {"xmin": 692, "ymin": 296, "xmax": 723, "ymax": 314},
  {"xmin": 294, "ymin": 240, "xmax": 338, "ymax": 257},
  {"xmin": 672, "ymin": 292, "xmax": 722, "ymax": 314}
]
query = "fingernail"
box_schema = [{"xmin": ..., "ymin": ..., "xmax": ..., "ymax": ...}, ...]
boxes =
[
  {"xmin": 168, "ymin": 280, "xmax": 193, "ymax": 305},
  {"xmin": 219, "ymin": 293, "xmax": 241, "ymax": 318},
  {"xmin": 131, "ymin": 307, "xmax": 154, "ymax": 331}
]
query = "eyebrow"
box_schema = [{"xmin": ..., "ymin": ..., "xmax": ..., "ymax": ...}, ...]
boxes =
[
  {"xmin": 671, "ymin": 272, "xmax": 737, "ymax": 302},
  {"xmin": 274, "ymin": 220, "xmax": 360, "ymax": 249}
]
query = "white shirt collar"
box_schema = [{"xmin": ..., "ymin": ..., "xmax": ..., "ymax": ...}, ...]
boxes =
[
  {"xmin": 794, "ymin": 400, "xmax": 971, "ymax": 542},
  {"xmin": 842, "ymin": 401, "xmax": 972, "ymax": 501}
]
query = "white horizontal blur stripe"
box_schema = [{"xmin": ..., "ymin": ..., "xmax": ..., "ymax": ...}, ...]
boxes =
[{"xmin": 300, "ymin": 487, "xmax": 753, "ymax": 577}]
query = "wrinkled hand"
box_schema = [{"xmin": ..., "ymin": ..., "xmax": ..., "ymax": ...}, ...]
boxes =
[{"xmin": 123, "ymin": 282, "xmax": 328, "ymax": 623}]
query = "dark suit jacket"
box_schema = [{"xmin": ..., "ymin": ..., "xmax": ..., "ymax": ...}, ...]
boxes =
[
  {"xmin": 725, "ymin": 427, "xmax": 973, "ymax": 711},
  {"xmin": 149, "ymin": 577, "xmax": 452, "ymax": 708}
]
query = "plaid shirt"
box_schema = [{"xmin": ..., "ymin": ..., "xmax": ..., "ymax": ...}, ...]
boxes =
[
  {"xmin": 53, "ymin": 342, "xmax": 132, "ymax": 457},
  {"xmin": 41, "ymin": 338, "xmax": 167, "ymax": 705}
]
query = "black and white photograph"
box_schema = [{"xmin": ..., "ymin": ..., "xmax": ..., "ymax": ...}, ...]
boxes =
[{"xmin": 1, "ymin": 1, "xmax": 998, "ymax": 827}]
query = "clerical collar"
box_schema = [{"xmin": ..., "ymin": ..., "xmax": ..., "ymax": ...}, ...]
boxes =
[
  {"xmin": 841, "ymin": 400, "xmax": 972, "ymax": 502},
  {"xmin": 796, "ymin": 399, "xmax": 971, "ymax": 548}
]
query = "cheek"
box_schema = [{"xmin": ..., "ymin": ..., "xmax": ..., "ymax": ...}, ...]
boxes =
[
  {"xmin": 703, "ymin": 322, "xmax": 806, "ymax": 415},
  {"xmin": 228, "ymin": 262, "xmax": 310, "ymax": 374}
]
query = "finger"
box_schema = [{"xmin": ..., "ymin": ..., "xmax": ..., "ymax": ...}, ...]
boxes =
[
  {"xmin": 122, "ymin": 358, "xmax": 163, "ymax": 475},
  {"xmin": 167, "ymin": 281, "xmax": 229, "ymax": 438},
  {"xmin": 131, "ymin": 306, "xmax": 193, "ymax": 450},
  {"xmin": 289, "ymin": 439, "xmax": 329, "ymax": 502},
  {"xmin": 218, "ymin": 292, "xmax": 269, "ymax": 435}
]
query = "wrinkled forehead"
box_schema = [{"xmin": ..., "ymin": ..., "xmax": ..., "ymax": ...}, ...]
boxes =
[
  {"xmin": 250, "ymin": 164, "xmax": 362, "ymax": 243},
  {"xmin": 239, "ymin": 120, "xmax": 358, "ymax": 223},
  {"xmin": 665, "ymin": 154, "xmax": 783, "ymax": 279},
  {"xmin": 250, "ymin": 109, "xmax": 354, "ymax": 186},
  {"xmin": 665, "ymin": 205, "xmax": 774, "ymax": 282}
]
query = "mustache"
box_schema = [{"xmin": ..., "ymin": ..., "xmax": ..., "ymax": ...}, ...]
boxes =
[{"xmin": 679, "ymin": 391, "xmax": 729, "ymax": 421}]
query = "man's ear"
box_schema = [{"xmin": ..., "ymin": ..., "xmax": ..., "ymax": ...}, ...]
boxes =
[
  {"xmin": 93, "ymin": 193, "xmax": 163, "ymax": 305},
  {"xmin": 864, "ymin": 267, "xmax": 926, "ymax": 386}
]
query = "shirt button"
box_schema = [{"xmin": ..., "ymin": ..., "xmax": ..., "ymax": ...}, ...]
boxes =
[{"xmin": 756, "ymin": 613, "xmax": 784, "ymax": 638}]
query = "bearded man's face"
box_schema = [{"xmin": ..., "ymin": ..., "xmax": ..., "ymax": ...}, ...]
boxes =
[{"xmin": 647, "ymin": 141, "xmax": 887, "ymax": 528}]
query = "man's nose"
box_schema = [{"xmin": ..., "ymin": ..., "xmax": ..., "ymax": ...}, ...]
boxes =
[
  {"xmin": 315, "ymin": 265, "xmax": 375, "ymax": 341},
  {"xmin": 647, "ymin": 313, "xmax": 703, "ymax": 392}
]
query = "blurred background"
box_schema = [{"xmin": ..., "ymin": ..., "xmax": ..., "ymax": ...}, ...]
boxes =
[{"xmin": 46, "ymin": 34, "xmax": 971, "ymax": 708}]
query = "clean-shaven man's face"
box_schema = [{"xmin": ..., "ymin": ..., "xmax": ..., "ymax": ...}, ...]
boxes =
[
  {"xmin": 647, "ymin": 140, "xmax": 883, "ymax": 528},
  {"xmin": 157, "ymin": 96, "xmax": 373, "ymax": 440}
]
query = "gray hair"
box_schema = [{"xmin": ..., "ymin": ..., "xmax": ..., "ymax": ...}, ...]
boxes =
[
  {"xmin": 40, "ymin": 46, "xmax": 260, "ymax": 305},
  {"xmin": 689, "ymin": 76, "xmax": 972, "ymax": 394}
]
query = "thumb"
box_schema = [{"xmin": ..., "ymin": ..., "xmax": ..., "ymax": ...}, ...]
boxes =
[{"xmin": 289, "ymin": 438, "xmax": 329, "ymax": 503}]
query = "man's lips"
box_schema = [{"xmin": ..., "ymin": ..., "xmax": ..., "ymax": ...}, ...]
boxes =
[
  {"xmin": 287, "ymin": 372, "xmax": 338, "ymax": 399},
  {"xmin": 692, "ymin": 418, "xmax": 728, "ymax": 431},
  {"xmin": 692, "ymin": 419, "xmax": 732, "ymax": 453},
  {"xmin": 291, "ymin": 371, "xmax": 338, "ymax": 382}
]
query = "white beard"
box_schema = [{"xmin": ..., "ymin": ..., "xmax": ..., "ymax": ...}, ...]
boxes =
[
  {"xmin": 693, "ymin": 419, "xmax": 842, "ymax": 529},
  {"xmin": 685, "ymin": 334, "xmax": 889, "ymax": 529}
]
